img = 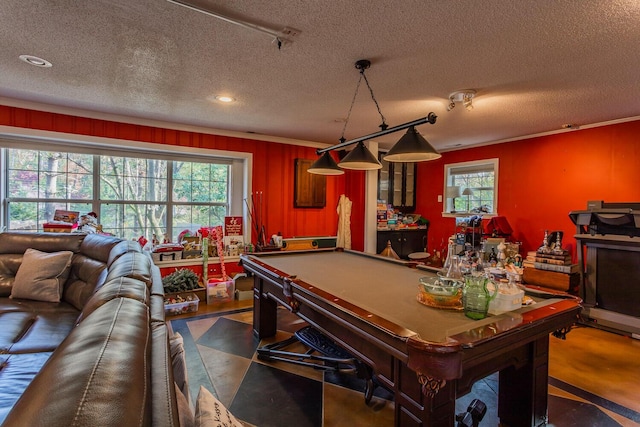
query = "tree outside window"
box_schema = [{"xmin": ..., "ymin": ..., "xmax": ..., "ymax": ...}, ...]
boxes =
[{"xmin": 5, "ymin": 148, "xmax": 229, "ymax": 241}]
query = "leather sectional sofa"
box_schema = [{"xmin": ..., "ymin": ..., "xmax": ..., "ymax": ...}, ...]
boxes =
[{"xmin": 0, "ymin": 232, "xmax": 179, "ymax": 426}]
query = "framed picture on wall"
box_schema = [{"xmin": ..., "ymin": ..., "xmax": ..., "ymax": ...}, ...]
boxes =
[{"xmin": 294, "ymin": 158, "xmax": 326, "ymax": 208}]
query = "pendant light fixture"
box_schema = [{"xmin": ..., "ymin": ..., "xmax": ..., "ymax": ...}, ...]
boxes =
[
  {"xmin": 308, "ymin": 59, "xmax": 440, "ymax": 175},
  {"xmin": 306, "ymin": 151, "xmax": 344, "ymax": 175},
  {"xmin": 383, "ymin": 126, "xmax": 442, "ymax": 162},
  {"xmin": 335, "ymin": 59, "xmax": 384, "ymax": 171},
  {"xmin": 339, "ymin": 141, "xmax": 382, "ymax": 170}
]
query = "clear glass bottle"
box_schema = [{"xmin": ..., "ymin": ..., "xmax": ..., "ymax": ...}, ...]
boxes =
[
  {"xmin": 442, "ymin": 240, "xmax": 456, "ymax": 272},
  {"xmin": 446, "ymin": 255, "xmax": 463, "ymax": 280}
]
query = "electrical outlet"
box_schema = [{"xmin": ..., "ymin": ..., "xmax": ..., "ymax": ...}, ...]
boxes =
[{"xmin": 438, "ymin": 195, "xmax": 442, "ymax": 202}]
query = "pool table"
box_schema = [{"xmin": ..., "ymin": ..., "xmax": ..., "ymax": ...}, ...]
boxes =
[{"xmin": 240, "ymin": 249, "xmax": 581, "ymax": 427}]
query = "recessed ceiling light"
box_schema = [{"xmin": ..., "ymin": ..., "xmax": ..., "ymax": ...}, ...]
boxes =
[
  {"xmin": 19, "ymin": 55, "xmax": 52, "ymax": 68},
  {"xmin": 214, "ymin": 95, "xmax": 235, "ymax": 103}
]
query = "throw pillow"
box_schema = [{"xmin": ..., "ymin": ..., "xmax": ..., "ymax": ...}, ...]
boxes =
[
  {"xmin": 195, "ymin": 386, "xmax": 243, "ymax": 427},
  {"xmin": 10, "ymin": 248, "xmax": 73, "ymax": 302},
  {"xmin": 170, "ymin": 332, "xmax": 191, "ymax": 404},
  {"xmin": 175, "ymin": 383, "xmax": 195, "ymax": 427}
]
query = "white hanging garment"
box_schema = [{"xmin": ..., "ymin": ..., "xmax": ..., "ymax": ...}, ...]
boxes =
[{"xmin": 336, "ymin": 194, "xmax": 352, "ymax": 249}]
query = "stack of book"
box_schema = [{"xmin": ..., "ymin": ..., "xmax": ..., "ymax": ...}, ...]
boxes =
[
  {"xmin": 523, "ymin": 251, "xmax": 579, "ymax": 274},
  {"xmin": 522, "ymin": 250, "xmax": 580, "ymax": 292},
  {"xmin": 376, "ymin": 202, "xmax": 389, "ymax": 229}
]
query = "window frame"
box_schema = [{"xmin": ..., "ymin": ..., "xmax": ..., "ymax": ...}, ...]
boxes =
[
  {"xmin": 0, "ymin": 128, "xmax": 252, "ymax": 243},
  {"xmin": 442, "ymin": 158, "xmax": 499, "ymax": 217}
]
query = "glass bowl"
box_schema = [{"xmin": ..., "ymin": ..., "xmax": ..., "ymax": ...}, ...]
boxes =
[
  {"xmin": 419, "ymin": 275, "xmax": 463, "ymax": 296},
  {"xmin": 417, "ymin": 276, "xmax": 463, "ymax": 309}
]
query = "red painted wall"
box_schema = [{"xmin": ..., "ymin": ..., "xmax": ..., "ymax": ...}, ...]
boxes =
[
  {"xmin": 414, "ymin": 120, "xmax": 640, "ymax": 260},
  {"xmin": 0, "ymin": 106, "xmax": 346, "ymax": 242},
  {"xmin": 3, "ymin": 105, "xmax": 639, "ymax": 258}
]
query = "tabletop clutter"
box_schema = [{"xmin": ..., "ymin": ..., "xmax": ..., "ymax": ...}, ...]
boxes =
[
  {"xmin": 151, "ymin": 224, "xmax": 240, "ymax": 315},
  {"xmin": 418, "ymin": 239, "xmax": 527, "ymax": 320},
  {"xmin": 43, "ymin": 209, "xmax": 102, "ymax": 233}
]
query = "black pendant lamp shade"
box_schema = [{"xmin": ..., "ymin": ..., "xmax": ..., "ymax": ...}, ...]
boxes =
[
  {"xmin": 306, "ymin": 59, "xmax": 440, "ymax": 176},
  {"xmin": 338, "ymin": 142, "xmax": 382, "ymax": 170},
  {"xmin": 307, "ymin": 151, "xmax": 345, "ymax": 175},
  {"xmin": 383, "ymin": 126, "xmax": 441, "ymax": 162}
]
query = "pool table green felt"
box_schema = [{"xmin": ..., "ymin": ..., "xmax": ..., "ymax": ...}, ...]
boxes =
[{"xmin": 254, "ymin": 250, "xmax": 558, "ymax": 343}]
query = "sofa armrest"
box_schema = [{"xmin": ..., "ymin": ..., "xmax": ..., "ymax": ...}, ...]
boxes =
[{"xmin": 151, "ymin": 322, "xmax": 181, "ymax": 427}]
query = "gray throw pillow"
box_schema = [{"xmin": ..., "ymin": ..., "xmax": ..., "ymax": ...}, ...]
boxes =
[
  {"xmin": 10, "ymin": 248, "xmax": 73, "ymax": 302},
  {"xmin": 170, "ymin": 332, "xmax": 191, "ymax": 404}
]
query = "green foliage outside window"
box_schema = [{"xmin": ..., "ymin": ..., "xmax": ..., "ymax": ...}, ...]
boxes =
[
  {"xmin": 5, "ymin": 148, "xmax": 229, "ymax": 241},
  {"xmin": 452, "ymin": 171, "xmax": 495, "ymax": 213}
]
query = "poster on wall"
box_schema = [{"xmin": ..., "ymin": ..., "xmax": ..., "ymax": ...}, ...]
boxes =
[
  {"xmin": 224, "ymin": 216, "xmax": 243, "ymax": 237},
  {"xmin": 224, "ymin": 216, "xmax": 244, "ymax": 254}
]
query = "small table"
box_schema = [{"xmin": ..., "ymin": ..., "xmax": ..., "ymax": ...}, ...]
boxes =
[{"xmin": 240, "ymin": 249, "xmax": 581, "ymax": 427}]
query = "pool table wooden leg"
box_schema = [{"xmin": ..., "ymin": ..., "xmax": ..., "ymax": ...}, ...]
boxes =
[
  {"xmin": 498, "ymin": 335, "xmax": 550, "ymax": 427},
  {"xmin": 395, "ymin": 360, "xmax": 457, "ymax": 426},
  {"xmin": 253, "ymin": 277, "xmax": 278, "ymax": 339}
]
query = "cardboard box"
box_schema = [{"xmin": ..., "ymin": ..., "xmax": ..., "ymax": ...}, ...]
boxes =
[
  {"xmin": 53, "ymin": 209, "xmax": 79, "ymax": 224},
  {"xmin": 235, "ymin": 289, "xmax": 253, "ymax": 300},
  {"xmin": 232, "ymin": 273, "xmax": 253, "ymax": 292},
  {"xmin": 233, "ymin": 273, "xmax": 253, "ymax": 300},
  {"xmin": 182, "ymin": 250, "xmax": 202, "ymax": 259}
]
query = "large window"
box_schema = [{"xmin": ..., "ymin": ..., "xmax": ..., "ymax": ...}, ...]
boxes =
[
  {"xmin": 6, "ymin": 150, "xmax": 94, "ymax": 230},
  {"xmin": 3, "ymin": 147, "xmax": 235, "ymax": 242},
  {"xmin": 443, "ymin": 159, "xmax": 498, "ymax": 215}
]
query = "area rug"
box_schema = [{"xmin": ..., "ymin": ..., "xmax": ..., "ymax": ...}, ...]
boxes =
[{"xmin": 171, "ymin": 311, "xmax": 638, "ymax": 426}]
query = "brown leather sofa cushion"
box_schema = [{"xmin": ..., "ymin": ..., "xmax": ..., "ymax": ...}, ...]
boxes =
[
  {"xmin": 63, "ymin": 255, "xmax": 109, "ymax": 310},
  {"xmin": 0, "ymin": 254, "xmax": 22, "ymax": 297},
  {"xmin": 108, "ymin": 240, "xmax": 142, "ymax": 267},
  {"xmin": 78, "ymin": 276, "xmax": 149, "ymax": 323},
  {"xmin": 79, "ymin": 233, "xmax": 122, "ymax": 263},
  {"xmin": 150, "ymin": 294, "xmax": 167, "ymax": 324},
  {"xmin": 106, "ymin": 252, "xmax": 153, "ymax": 288},
  {"xmin": 0, "ymin": 300, "xmax": 79, "ymax": 354},
  {"xmin": 0, "ymin": 352, "xmax": 53, "ymax": 422},
  {"xmin": 0, "ymin": 232, "xmax": 84, "ymax": 256},
  {"xmin": 2, "ymin": 298, "xmax": 152, "ymax": 427}
]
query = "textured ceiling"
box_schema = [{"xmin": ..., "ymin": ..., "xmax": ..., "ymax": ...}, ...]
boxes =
[{"xmin": 1, "ymin": 0, "xmax": 640, "ymax": 151}]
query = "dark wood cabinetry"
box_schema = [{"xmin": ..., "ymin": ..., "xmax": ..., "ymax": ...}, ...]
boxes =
[
  {"xmin": 376, "ymin": 228, "xmax": 428, "ymax": 259},
  {"xmin": 378, "ymin": 156, "xmax": 416, "ymax": 213},
  {"xmin": 294, "ymin": 158, "xmax": 326, "ymax": 208}
]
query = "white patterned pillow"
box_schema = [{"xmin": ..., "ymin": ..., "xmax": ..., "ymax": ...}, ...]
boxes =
[{"xmin": 195, "ymin": 385, "xmax": 243, "ymax": 427}]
